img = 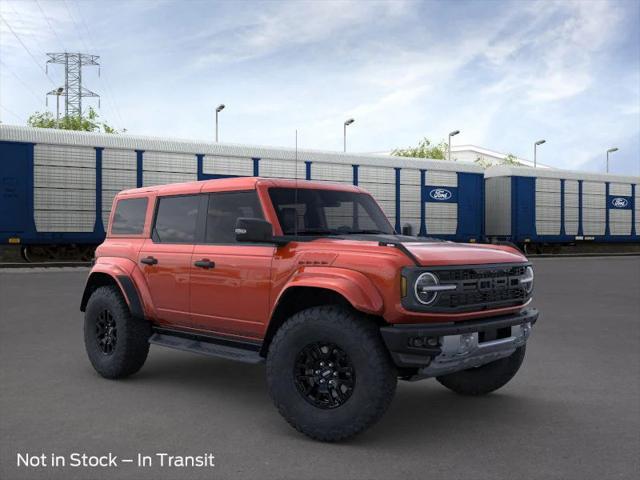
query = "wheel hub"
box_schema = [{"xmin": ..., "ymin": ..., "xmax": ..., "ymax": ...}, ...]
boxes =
[
  {"xmin": 294, "ymin": 342, "xmax": 356, "ymax": 409},
  {"xmin": 96, "ymin": 309, "xmax": 117, "ymax": 355}
]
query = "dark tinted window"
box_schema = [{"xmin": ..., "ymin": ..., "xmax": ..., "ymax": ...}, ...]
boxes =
[
  {"xmin": 111, "ymin": 197, "xmax": 148, "ymax": 235},
  {"xmin": 205, "ymin": 191, "xmax": 263, "ymax": 244},
  {"xmin": 153, "ymin": 195, "xmax": 200, "ymax": 243},
  {"xmin": 268, "ymin": 188, "xmax": 394, "ymax": 236}
]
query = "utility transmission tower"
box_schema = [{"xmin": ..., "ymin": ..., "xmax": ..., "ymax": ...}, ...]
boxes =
[{"xmin": 45, "ymin": 53, "xmax": 100, "ymax": 118}]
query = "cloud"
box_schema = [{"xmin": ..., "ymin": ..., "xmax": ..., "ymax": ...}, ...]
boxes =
[
  {"xmin": 188, "ymin": 1, "xmax": 409, "ymax": 69},
  {"xmin": 0, "ymin": 0, "xmax": 637, "ymax": 174},
  {"xmin": 482, "ymin": 0, "xmax": 624, "ymax": 103}
]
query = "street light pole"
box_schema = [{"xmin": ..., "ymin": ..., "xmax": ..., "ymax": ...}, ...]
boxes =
[
  {"xmin": 215, "ymin": 104, "xmax": 225, "ymax": 142},
  {"xmin": 448, "ymin": 130, "xmax": 460, "ymax": 161},
  {"xmin": 55, "ymin": 87, "xmax": 64, "ymax": 125},
  {"xmin": 606, "ymin": 147, "xmax": 618, "ymax": 173},
  {"xmin": 343, "ymin": 118, "xmax": 354, "ymax": 152},
  {"xmin": 534, "ymin": 139, "xmax": 546, "ymax": 168}
]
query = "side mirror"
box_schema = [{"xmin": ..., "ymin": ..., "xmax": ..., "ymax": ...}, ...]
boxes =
[{"xmin": 235, "ymin": 217, "xmax": 276, "ymax": 243}]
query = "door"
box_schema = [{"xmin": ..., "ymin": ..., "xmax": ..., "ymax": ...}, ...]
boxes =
[
  {"xmin": 0, "ymin": 142, "xmax": 31, "ymax": 234},
  {"xmin": 190, "ymin": 190, "xmax": 274, "ymax": 339},
  {"xmin": 138, "ymin": 194, "xmax": 202, "ymax": 326}
]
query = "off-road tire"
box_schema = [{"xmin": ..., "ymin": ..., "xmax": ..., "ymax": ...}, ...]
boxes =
[
  {"xmin": 436, "ymin": 345, "xmax": 526, "ymax": 396},
  {"xmin": 84, "ymin": 285, "xmax": 151, "ymax": 379},
  {"xmin": 266, "ymin": 305, "xmax": 397, "ymax": 442}
]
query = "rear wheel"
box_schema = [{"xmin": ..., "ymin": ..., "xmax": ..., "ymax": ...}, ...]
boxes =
[
  {"xmin": 266, "ymin": 306, "xmax": 397, "ymax": 442},
  {"xmin": 436, "ymin": 346, "xmax": 526, "ymax": 396},
  {"xmin": 84, "ymin": 286, "xmax": 151, "ymax": 379}
]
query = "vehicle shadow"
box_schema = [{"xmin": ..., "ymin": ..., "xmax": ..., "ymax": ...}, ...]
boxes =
[
  {"xmin": 132, "ymin": 348, "xmax": 269, "ymax": 399},
  {"xmin": 362, "ymin": 386, "xmax": 551, "ymax": 447},
  {"xmin": 131, "ymin": 350, "xmax": 563, "ymax": 447}
]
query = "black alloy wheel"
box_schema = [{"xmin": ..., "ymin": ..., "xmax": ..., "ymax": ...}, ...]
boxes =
[
  {"xmin": 294, "ymin": 342, "xmax": 356, "ymax": 409},
  {"xmin": 95, "ymin": 309, "xmax": 117, "ymax": 355},
  {"xmin": 266, "ymin": 305, "xmax": 397, "ymax": 441}
]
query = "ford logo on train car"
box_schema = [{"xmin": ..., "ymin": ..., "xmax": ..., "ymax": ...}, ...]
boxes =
[
  {"xmin": 611, "ymin": 197, "xmax": 629, "ymax": 208},
  {"xmin": 429, "ymin": 188, "xmax": 452, "ymax": 201}
]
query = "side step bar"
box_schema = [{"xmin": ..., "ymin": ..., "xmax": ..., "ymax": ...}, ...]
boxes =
[{"xmin": 149, "ymin": 329, "xmax": 264, "ymax": 364}]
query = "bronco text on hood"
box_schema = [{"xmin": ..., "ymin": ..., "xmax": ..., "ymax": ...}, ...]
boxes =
[{"xmin": 80, "ymin": 177, "xmax": 538, "ymax": 442}]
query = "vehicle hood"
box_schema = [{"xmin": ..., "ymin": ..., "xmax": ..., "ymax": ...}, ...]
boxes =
[
  {"xmin": 307, "ymin": 235, "xmax": 528, "ymax": 266},
  {"xmin": 402, "ymin": 241, "xmax": 527, "ymax": 266}
]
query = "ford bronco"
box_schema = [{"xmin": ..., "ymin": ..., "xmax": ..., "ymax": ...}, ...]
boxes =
[{"xmin": 81, "ymin": 177, "xmax": 538, "ymax": 441}]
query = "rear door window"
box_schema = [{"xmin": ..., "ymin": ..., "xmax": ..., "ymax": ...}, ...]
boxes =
[
  {"xmin": 152, "ymin": 195, "xmax": 200, "ymax": 243},
  {"xmin": 111, "ymin": 197, "xmax": 148, "ymax": 235}
]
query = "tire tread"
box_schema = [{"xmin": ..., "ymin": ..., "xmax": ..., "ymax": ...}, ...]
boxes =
[
  {"xmin": 267, "ymin": 305, "xmax": 396, "ymax": 442},
  {"xmin": 84, "ymin": 285, "xmax": 150, "ymax": 379}
]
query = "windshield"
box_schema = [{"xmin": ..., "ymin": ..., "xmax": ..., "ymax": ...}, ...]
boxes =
[{"xmin": 268, "ymin": 187, "xmax": 395, "ymax": 236}]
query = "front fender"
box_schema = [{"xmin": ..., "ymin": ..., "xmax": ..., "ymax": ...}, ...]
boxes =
[{"xmin": 276, "ymin": 266, "xmax": 384, "ymax": 315}]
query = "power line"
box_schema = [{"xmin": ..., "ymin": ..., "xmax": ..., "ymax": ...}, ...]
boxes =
[
  {"xmin": 0, "ymin": 58, "xmax": 44, "ymax": 106},
  {"xmin": 0, "ymin": 14, "xmax": 57, "ymax": 87},
  {"xmin": 70, "ymin": 0, "xmax": 125, "ymax": 127},
  {"xmin": 6, "ymin": 1, "xmax": 58, "ymax": 83},
  {"xmin": 34, "ymin": 0, "xmax": 67, "ymax": 52},
  {"xmin": 62, "ymin": 0, "xmax": 90, "ymax": 52},
  {"xmin": 0, "ymin": 104, "xmax": 22, "ymax": 122}
]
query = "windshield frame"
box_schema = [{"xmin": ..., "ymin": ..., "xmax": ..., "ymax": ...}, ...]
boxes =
[{"xmin": 267, "ymin": 187, "xmax": 396, "ymax": 238}]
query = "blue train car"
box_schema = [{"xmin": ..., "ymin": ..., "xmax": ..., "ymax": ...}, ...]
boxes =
[
  {"xmin": 0, "ymin": 125, "xmax": 485, "ymax": 260},
  {"xmin": 485, "ymin": 165, "xmax": 639, "ymax": 247}
]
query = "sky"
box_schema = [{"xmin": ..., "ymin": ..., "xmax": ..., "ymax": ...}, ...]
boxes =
[{"xmin": 0, "ymin": 0, "xmax": 639, "ymax": 175}]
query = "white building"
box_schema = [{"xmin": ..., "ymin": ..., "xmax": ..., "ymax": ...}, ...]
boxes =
[
  {"xmin": 451, "ymin": 145, "xmax": 551, "ymax": 169},
  {"xmin": 368, "ymin": 145, "xmax": 552, "ymax": 169}
]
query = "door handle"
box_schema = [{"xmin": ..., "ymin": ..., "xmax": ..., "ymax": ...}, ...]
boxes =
[
  {"xmin": 140, "ymin": 256, "xmax": 158, "ymax": 265},
  {"xmin": 194, "ymin": 259, "xmax": 215, "ymax": 269}
]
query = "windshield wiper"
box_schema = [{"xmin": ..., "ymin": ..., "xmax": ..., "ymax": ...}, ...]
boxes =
[
  {"xmin": 340, "ymin": 229, "xmax": 391, "ymax": 235},
  {"xmin": 294, "ymin": 229, "xmax": 342, "ymax": 236},
  {"xmin": 293, "ymin": 228, "xmax": 393, "ymax": 236}
]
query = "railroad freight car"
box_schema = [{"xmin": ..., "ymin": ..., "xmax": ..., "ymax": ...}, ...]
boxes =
[
  {"xmin": 0, "ymin": 125, "xmax": 485, "ymax": 260},
  {"xmin": 485, "ymin": 165, "xmax": 639, "ymax": 251}
]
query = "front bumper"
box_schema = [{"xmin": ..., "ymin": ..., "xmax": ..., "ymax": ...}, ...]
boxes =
[{"xmin": 380, "ymin": 308, "xmax": 539, "ymax": 379}]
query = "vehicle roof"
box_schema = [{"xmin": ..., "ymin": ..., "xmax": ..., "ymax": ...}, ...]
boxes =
[{"xmin": 117, "ymin": 177, "xmax": 363, "ymax": 196}]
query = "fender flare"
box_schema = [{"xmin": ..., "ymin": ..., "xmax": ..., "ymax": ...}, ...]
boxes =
[
  {"xmin": 273, "ymin": 267, "xmax": 384, "ymax": 316},
  {"xmin": 80, "ymin": 260, "xmax": 147, "ymax": 321}
]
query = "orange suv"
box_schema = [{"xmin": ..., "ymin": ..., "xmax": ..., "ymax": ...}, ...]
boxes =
[{"xmin": 81, "ymin": 177, "xmax": 538, "ymax": 441}]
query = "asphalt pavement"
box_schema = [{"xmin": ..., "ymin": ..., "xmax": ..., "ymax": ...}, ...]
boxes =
[{"xmin": 1, "ymin": 257, "xmax": 639, "ymax": 480}]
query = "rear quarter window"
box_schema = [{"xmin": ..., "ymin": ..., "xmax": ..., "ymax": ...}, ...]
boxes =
[{"xmin": 110, "ymin": 197, "xmax": 148, "ymax": 235}]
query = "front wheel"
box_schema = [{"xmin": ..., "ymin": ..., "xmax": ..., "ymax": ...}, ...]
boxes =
[
  {"xmin": 436, "ymin": 345, "xmax": 526, "ymax": 396},
  {"xmin": 266, "ymin": 306, "xmax": 397, "ymax": 442}
]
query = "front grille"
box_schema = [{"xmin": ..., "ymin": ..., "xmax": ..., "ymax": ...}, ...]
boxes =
[
  {"xmin": 444, "ymin": 287, "xmax": 527, "ymax": 309},
  {"xmin": 437, "ymin": 265, "xmax": 526, "ymax": 282},
  {"xmin": 402, "ymin": 263, "xmax": 532, "ymax": 313}
]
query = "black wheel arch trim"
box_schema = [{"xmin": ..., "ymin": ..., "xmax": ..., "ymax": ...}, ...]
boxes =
[
  {"xmin": 79, "ymin": 273, "xmax": 145, "ymax": 321},
  {"xmin": 116, "ymin": 275, "xmax": 145, "ymax": 321}
]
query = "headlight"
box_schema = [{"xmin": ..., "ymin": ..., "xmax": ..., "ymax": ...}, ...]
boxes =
[
  {"xmin": 520, "ymin": 266, "xmax": 534, "ymax": 294},
  {"xmin": 414, "ymin": 272, "xmax": 440, "ymax": 305}
]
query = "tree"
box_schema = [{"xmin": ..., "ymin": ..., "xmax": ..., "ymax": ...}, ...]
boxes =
[
  {"xmin": 392, "ymin": 137, "xmax": 449, "ymax": 160},
  {"xmin": 474, "ymin": 156, "xmax": 493, "ymax": 169},
  {"xmin": 474, "ymin": 152, "xmax": 523, "ymax": 169},
  {"xmin": 502, "ymin": 153, "xmax": 521, "ymax": 165},
  {"xmin": 27, "ymin": 107, "xmax": 119, "ymax": 133}
]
